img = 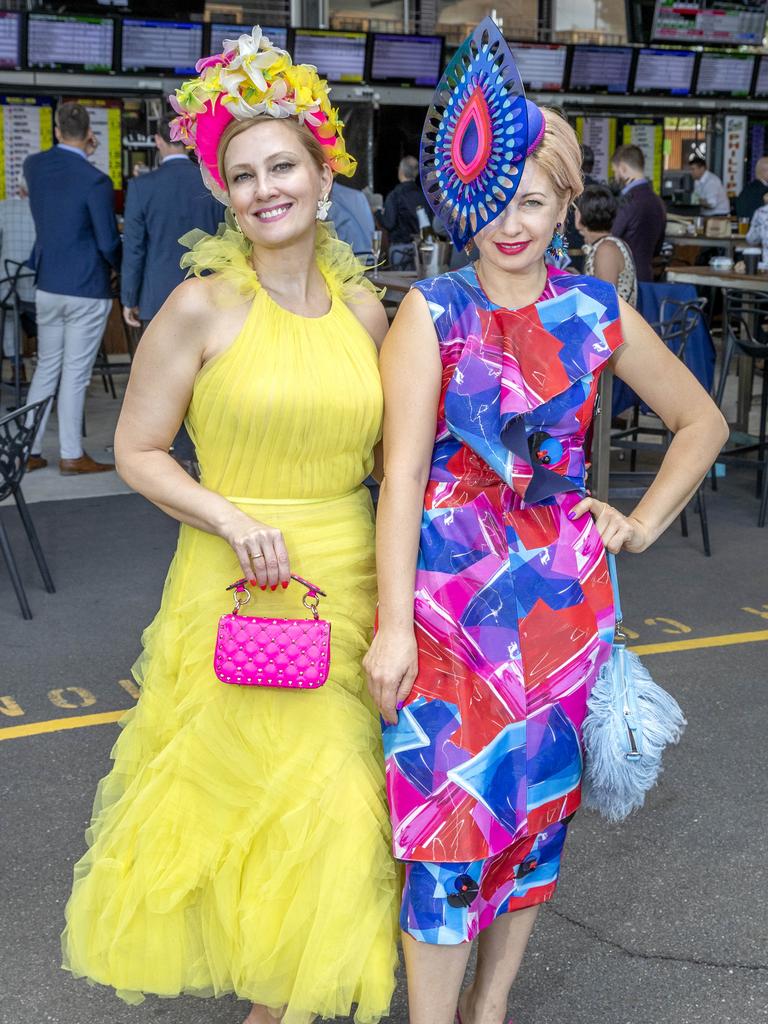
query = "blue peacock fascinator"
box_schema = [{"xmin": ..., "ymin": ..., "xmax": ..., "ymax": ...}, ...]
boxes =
[{"xmin": 420, "ymin": 17, "xmax": 546, "ymax": 250}]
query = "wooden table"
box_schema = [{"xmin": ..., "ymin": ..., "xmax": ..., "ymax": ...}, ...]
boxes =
[{"xmin": 666, "ymin": 265, "xmax": 767, "ymax": 431}]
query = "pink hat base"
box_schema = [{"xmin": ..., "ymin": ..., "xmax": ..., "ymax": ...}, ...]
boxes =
[{"xmin": 195, "ymin": 98, "xmax": 235, "ymax": 191}]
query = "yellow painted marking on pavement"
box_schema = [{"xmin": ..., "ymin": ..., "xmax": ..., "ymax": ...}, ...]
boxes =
[
  {"xmin": 117, "ymin": 677, "xmax": 140, "ymax": 700},
  {"xmin": 0, "ymin": 709, "xmax": 127, "ymax": 741},
  {"xmin": 0, "ymin": 695, "xmax": 24, "ymax": 717},
  {"xmin": 47, "ymin": 687, "xmax": 97, "ymax": 709},
  {"xmin": 630, "ymin": 629, "xmax": 768, "ymax": 656},
  {"xmin": 642, "ymin": 617, "xmax": 691, "ymax": 635}
]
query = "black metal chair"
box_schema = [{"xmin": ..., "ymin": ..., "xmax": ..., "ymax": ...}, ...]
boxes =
[
  {"xmin": 0, "ymin": 259, "xmax": 36, "ymax": 411},
  {"xmin": 711, "ymin": 290, "xmax": 768, "ymax": 527},
  {"xmin": 610, "ymin": 297, "xmax": 712, "ymax": 554},
  {"xmin": 0, "ymin": 397, "xmax": 56, "ymax": 619}
]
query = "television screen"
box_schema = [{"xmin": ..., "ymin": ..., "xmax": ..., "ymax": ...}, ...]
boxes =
[
  {"xmin": 695, "ymin": 50, "xmax": 755, "ymax": 95},
  {"xmin": 508, "ymin": 42, "xmax": 567, "ymax": 92},
  {"xmin": 652, "ymin": 0, "xmax": 768, "ymax": 46},
  {"xmin": 209, "ymin": 23, "xmax": 288, "ymax": 54},
  {"xmin": 27, "ymin": 14, "xmax": 114, "ymax": 72},
  {"xmin": 633, "ymin": 47, "xmax": 697, "ymax": 94},
  {"xmin": 121, "ymin": 19, "xmax": 203, "ymax": 74},
  {"xmin": 568, "ymin": 45, "xmax": 634, "ymax": 93},
  {"xmin": 370, "ymin": 33, "xmax": 443, "ymax": 87},
  {"xmin": 292, "ymin": 29, "xmax": 367, "ymax": 83},
  {"xmin": 0, "ymin": 12, "xmax": 20, "ymax": 70},
  {"xmin": 754, "ymin": 53, "xmax": 768, "ymax": 94}
]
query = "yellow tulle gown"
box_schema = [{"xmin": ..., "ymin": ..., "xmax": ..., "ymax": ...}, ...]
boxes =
[{"xmin": 61, "ymin": 223, "xmax": 399, "ymax": 1023}]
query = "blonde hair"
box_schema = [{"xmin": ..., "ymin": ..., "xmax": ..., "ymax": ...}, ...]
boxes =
[
  {"xmin": 217, "ymin": 115, "xmax": 328, "ymax": 189},
  {"xmin": 530, "ymin": 107, "xmax": 584, "ymax": 207}
]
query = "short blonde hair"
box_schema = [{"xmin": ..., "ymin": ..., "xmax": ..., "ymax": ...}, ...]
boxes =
[
  {"xmin": 217, "ymin": 115, "xmax": 328, "ymax": 189},
  {"xmin": 530, "ymin": 107, "xmax": 583, "ymax": 206}
]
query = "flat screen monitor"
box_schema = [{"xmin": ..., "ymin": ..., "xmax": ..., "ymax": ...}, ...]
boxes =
[
  {"xmin": 0, "ymin": 12, "xmax": 20, "ymax": 70},
  {"xmin": 633, "ymin": 47, "xmax": 696, "ymax": 94},
  {"xmin": 695, "ymin": 50, "xmax": 755, "ymax": 95},
  {"xmin": 661, "ymin": 169, "xmax": 695, "ymax": 203},
  {"xmin": 652, "ymin": 0, "xmax": 768, "ymax": 46},
  {"xmin": 292, "ymin": 29, "xmax": 367, "ymax": 83},
  {"xmin": 27, "ymin": 13, "xmax": 114, "ymax": 72},
  {"xmin": 120, "ymin": 19, "xmax": 203, "ymax": 75},
  {"xmin": 753, "ymin": 53, "xmax": 768, "ymax": 95},
  {"xmin": 209, "ymin": 23, "xmax": 288, "ymax": 54},
  {"xmin": 508, "ymin": 42, "xmax": 567, "ymax": 92},
  {"xmin": 369, "ymin": 33, "xmax": 443, "ymax": 87},
  {"xmin": 568, "ymin": 45, "xmax": 633, "ymax": 93}
]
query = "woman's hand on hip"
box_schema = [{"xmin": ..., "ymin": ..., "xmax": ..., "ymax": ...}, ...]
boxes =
[
  {"xmin": 218, "ymin": 509, "xmax": 290, "ymax": 588},
  {"xmin": 364, "ymin": 627, "xmax": 419, "ymax": 725},
  {"xmin": 569, "ymin": 497, "xmax": 651, "ymax": 554}
]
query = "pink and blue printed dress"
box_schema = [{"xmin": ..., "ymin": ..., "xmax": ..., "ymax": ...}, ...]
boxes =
[{"xmin": 384, "ymin": 265, "xmax": 624, "ymax": 944}]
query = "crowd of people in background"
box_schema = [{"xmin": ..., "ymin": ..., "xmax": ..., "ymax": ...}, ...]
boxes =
[{"xmin": 3, "ymin": 97, "xmax": 768, "ymax": 477}]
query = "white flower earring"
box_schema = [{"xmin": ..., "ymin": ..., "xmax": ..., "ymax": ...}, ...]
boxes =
[{"xmin": 316, "ymin": 194, "xmax": 331, "ymax": 221}]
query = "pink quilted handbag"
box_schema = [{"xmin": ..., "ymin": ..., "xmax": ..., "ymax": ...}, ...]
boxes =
[{"xmin": 214, "ymin": 575, "xmax": 331, "ymax": 689}]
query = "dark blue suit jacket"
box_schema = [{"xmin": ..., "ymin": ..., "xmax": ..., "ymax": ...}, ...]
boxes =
[
  {"xmin": 24, "ymin": 146, "xmax": 121, "ymax": 299},
  {"xmin": 121, "ymin": 157, "xmax": 223, "ymax": 320}
]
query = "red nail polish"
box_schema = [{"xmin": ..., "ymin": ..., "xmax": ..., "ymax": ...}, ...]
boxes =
[
  {"xmin": 281, "ymin": 581, "xmax": 289, "ymax": 589},
  {"xmin": 270, "ymin": 584, "xmax": 277, "ymax": 591},
  {"xmin": 260, "ymin": 585, "xmax": 266, "ymax": 591},
  {"xmin": 250, "ymin": 579, "xmax": 257, "ymax": 586}
]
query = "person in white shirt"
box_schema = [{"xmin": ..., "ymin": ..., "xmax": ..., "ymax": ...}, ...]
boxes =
[
  {"xmin": 688, "ymin": 156, "xmax": 730, "ymax": 216},
  {"xmin": 745, "ymin": 193, "xmax": 768, "ymax": 265}
]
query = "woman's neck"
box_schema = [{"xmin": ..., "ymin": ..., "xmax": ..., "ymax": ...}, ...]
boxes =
[
  {"xmin": 474, "ymin": 257, "xmax": 549, "ymax": 310},
  {"xmin": 582, "ymin": 228, "xmax": 610, "ymax": 245},
  {"xmin": 249, "ymin": 230, "xmax": 326, "ymax": 312}
]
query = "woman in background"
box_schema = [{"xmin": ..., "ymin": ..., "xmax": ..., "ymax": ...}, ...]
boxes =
[{"xmin": 575, "ymin": 182, "xmax": 637, "ymax": 306}]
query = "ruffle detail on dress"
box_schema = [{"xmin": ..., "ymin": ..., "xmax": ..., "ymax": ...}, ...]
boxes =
[{"xmin": 180, "ymin": 213, "xmax": 382, "ymax": 305}]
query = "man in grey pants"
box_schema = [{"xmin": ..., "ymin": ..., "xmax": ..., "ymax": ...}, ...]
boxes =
[{"xmin": 24, "ymin": 101, "xmax": 121, "ymax": 474}]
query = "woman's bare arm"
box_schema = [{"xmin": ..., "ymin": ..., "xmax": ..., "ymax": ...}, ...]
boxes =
[
  {"xmin": 571, "ymin": 297, "xmax": 728, "ymax": 551},
  {"xmin": 114, "ymin": 279, "xmax": 290, "ymax": 587},
  {"xmin": 363, "ymin": 289, "xmax": 442, "ymax": 722}
]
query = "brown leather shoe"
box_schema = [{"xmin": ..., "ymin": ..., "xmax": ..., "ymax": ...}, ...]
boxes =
[
  {"xmin": 27, "ymin": 454, "xmax": 48, "ymax": 471},
  {"xmin": 59, "ymin": 452, "xmax": 115, "ymax": 476}
]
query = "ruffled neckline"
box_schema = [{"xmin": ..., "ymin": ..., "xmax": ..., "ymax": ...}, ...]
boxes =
[{"xmin": 179, "ymin": 216, "xmax": 381, "ymax": 310}]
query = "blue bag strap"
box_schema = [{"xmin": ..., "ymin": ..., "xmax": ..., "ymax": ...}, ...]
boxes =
[{"xmin": 607, "ymin": 552, "xmax": 623, "ymax": 623}]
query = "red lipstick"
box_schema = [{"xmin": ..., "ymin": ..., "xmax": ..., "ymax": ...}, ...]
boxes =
[{"xmin": 495, "ymin": 241, "xmax": 531, "ymax": 255}]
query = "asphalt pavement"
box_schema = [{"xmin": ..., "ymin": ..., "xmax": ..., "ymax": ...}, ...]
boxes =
[{"xmin": 1, "ymin": 476, "xmax": 767, "ymax": 1024}]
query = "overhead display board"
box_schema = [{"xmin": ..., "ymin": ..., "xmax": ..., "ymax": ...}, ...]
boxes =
[
  {"xmin": 369, "ymin": 33, "xmax": 444, "ymax": 87},
  {"xmin": 209, "ymin": 23, "xmax": 288, "ymax": 53},
  {"xmin": 508, "ymin": 42, "xmax": 568, "ymax": 92},
  {"xmin": 0, "ymin": 12, "xmax": 21, "ymax": 71},
  {"xmin": 120, "ymin": 19, "xmax": 203, "ymax": 75},
  {"xmin": 695, "ymin": 50, "xmax": 755, "ymax": 96},
  {"xmin": 633, "ymin": 47, "xmax": 697, "ymax": 95},
  {"xmin": 568, "ymin": 45, "xmax": 634, "ymax": 94},
  {"xmin": 27, "ymin": 14, "xmax": 114, "ymax": 73},
  {"xmin": 292, "ymin": 29, "xmax": 367, "ymax": 83},
  {"xmin": 0, "ymin": 96, "xmax": 53, "ymax": 201},
  {"xmin": 652, "ymin": 0, "xmax": 768, "ymax": 46}
]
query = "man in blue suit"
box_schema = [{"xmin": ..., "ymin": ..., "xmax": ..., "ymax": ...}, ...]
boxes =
[
  {"xmin": 25, "ymin": 101, "xmax": 121, "ymax": 474},
  {"xmin": 329, "ymin": 181, "xmax": 375, "ymax": 259},
  {"xmin": 121, "ymin": 116, "xmax": 221, "ymax": 329}
]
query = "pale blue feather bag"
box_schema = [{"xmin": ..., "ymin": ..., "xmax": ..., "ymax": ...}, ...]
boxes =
[{"xmin": 582, "ymin": 553, "xmax": 687, "ymax": 822}]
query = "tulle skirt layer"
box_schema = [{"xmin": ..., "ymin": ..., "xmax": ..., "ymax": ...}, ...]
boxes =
[{"xmin": 61, "ymin": 488, "xmax": 399, "ymax": 1023}]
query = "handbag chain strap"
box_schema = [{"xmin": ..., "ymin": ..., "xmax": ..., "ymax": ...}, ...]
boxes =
[
  {"xmin": 606, "ymin": 553, "xmax": 628, "ymax": 647},
  {"xmin": 225, "ymin": 575, "xmax": 327, "ymax": 620}
]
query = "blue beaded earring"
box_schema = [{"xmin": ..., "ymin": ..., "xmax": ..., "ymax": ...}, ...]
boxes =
[{"xmin": 547, "ymin": 222, "xmax": 567, "ymax": 259}]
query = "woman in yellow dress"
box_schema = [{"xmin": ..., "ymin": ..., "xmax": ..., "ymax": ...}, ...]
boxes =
[{"xmin": 61, "ymin": 28, "xmax": 398, "ymax": 1024}]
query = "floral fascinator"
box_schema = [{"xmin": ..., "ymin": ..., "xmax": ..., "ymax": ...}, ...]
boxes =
[
  {"xmin": 421, "ymin": 17, "xmax": 546, "ymax": 249},
  {"xmin": 169, "ymin": 26, "xmax": 356, "ymax": 204}
]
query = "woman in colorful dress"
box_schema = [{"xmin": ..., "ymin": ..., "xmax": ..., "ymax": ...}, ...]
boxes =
[
  {"xmin": 61, "ymin": 29, "xmax": 398, "ymax": 1024},
  {"xmin": 364, "ymin": 20, "xmax": 727, "ymax": 1024}
]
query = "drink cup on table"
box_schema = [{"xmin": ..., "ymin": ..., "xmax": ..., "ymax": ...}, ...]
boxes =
[{"xmin": 742, "ymin": 247, "xmax": 761, "ymax": 274}]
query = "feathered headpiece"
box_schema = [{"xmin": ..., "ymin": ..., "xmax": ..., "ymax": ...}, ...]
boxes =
[{"xmin": 169, "ymin": 26, "xmax": 356, "ymax": 203}]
